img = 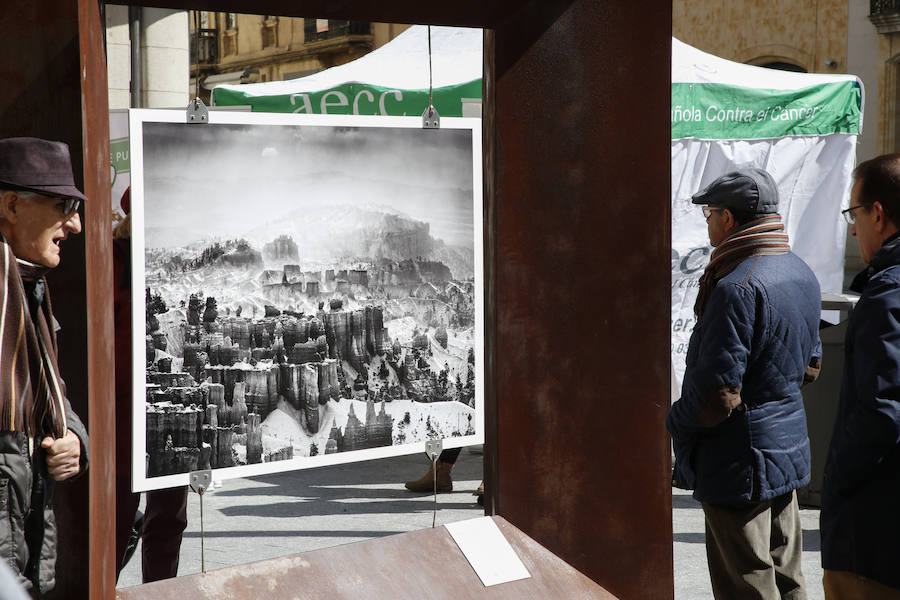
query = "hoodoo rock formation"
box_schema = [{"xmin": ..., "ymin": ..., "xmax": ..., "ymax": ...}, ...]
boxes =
[
  {"xmin": 335, "ymin": 399, "xmax": 392, "ymax": 452},
  {"xmin": 145, "ymin": 298, "xmax": 394, "ymax": 477},
  {"xmin": 301, "ymin": 363, "xmax": 319, "ymax": 433},
  {"xmin": 141, "ymin": 223, "xmax": 477, "ymax": 482}
]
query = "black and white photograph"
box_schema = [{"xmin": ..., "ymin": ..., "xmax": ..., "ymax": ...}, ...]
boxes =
[{"xmin": 129, "ymin": 110, "xmax": 483, "ymax": 492}]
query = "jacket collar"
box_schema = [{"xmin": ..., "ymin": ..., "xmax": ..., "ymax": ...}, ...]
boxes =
[{"xmin": 851, "ymin": 231, "xmax": 900, "ymax": 293}]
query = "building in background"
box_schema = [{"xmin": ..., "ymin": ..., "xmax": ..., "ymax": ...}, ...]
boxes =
[
  {"xmin": 105, "ymin": 7, "xmax": 409, "ymax": 108},
  {"xmin": 189, "ymin": 12, "xmax": 410, "ymax": 103}
]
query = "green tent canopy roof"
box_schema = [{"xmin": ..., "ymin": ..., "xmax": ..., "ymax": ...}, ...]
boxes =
[
  {"xmin": 211, "ymin": 25, "xmax": 483, "ymax": 117},
  {"xmin": 672, "ymin": 38, "xmax": 863, "ymax": 140}
]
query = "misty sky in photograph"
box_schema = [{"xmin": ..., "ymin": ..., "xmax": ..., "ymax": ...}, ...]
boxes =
[{"xmin": 140, "ymin": 121, "xmax": 475, "ymax": 248}]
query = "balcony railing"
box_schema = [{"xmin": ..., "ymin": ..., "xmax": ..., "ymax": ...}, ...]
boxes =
[
  {"xmin": 190, "ymin": 28, "xmax": 219, "ymax": 65},
  {"xmin": 303, "ymin": 20, "xmax": 371, "ymax": 43},
  {"xmin": 873, "ymin": 0, "xmax": 900, "ymax": 14}
]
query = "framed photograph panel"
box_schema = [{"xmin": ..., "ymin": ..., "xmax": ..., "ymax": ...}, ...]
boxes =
[{"xmin": 129, "ymin": 109, "xmax": 483, "ymax": 491}]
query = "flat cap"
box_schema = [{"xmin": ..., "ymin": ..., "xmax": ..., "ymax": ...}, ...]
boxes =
[{"xmin": 691, "ymin": 168, "xmax": 778, "ymax": 215}]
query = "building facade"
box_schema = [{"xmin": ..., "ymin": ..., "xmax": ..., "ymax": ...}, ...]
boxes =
[
  {"xmin": 105, "ymin": 9, "xmax": 409, "ymax": 108},
  {"xmin": 190, "ymin": 12, "xmax": 410, "ymax": 102}
]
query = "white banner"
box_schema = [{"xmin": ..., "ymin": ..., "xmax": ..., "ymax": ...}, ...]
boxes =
[{"xmin": 671, "ymin": 134, "xmax": 856, "ymax": 384}]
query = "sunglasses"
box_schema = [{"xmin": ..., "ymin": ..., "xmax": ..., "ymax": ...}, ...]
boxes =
[
  {"xmin": 10, "ymin": 190, "xmax": 81, "ymax": 217},
  {"xmin": 61, "ymin": 197, "xmax": 82, "ymax": 216}
]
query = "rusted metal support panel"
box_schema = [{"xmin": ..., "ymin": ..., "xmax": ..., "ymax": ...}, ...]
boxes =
[
  {"xmin": 0, "ymin": 2, "xmax": 114, "ymax": 599},
  {"xmin": 489, "ymin": 2, "xmax": 673, "ymax": 598},
  {"xmin": 116, "ymin": 516, "xmax": 616, "ymax": 599},
  {"xmin": 78, "ymin": 0, "xmax": 116, "ymax": 597},
  {"xmin": 56, "ymin": 0, "xmax": 672, "ymax": 597}
]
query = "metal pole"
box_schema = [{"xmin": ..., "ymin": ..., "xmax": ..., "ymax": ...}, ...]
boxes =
[
  {"xmin": 199, "ymin": 489, "xmax": 206, "ymax": 573},
  {"xmin": 129, "ymin": 6, "xmax": 142, "ymax": 108}
]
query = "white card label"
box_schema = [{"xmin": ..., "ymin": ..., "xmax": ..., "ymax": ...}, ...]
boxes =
[{"xmin": 445, "ymin": 517, "xmax": 531, "ymax": 587}]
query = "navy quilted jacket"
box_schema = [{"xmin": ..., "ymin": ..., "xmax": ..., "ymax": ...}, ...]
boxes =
[
  {"xmin": 821, "ymin": 235, "xmax": 900, "ymax": 590},
  {"xmin": 667, "ymin": 252, "xmax": 821, "ymax": 504}
]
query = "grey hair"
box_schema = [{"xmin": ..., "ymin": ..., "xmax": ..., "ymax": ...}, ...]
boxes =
[
  {"xmin": 0, "ymin": 188, "xmax": 37, "ymax": 220},
  {"xmin": 0, "ymin": 188, "xmax": 38, "ymax": 200}
]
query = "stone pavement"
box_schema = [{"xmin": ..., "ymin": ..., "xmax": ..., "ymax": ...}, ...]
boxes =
[
  {"xmin": 117, "ymin": 448, "xmax": 486, "ymax": 589},
  {"xmin": 118, "ymin": 452, "xmax": 827, "ymax": 598}
]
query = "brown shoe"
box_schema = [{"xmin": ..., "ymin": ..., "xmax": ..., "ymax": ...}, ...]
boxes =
[{"xmin": 404, "ymin": 460, "xmax": 453, "ymax": 493}]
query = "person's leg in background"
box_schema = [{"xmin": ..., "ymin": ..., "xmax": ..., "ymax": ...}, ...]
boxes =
[
  {"xmin": 115, "ymin": 477, "xmax": 141, "ymax": 580},
  {"xmin": 140, "ymin": 486, "xmax": 188, "ymax": 583},
  {"xmin": 404, "ymin": 448, "xmax": 462, "ymax": 493},
  {"xmin": 824, "ymin": 570, "xmax": 900, "ymax": 599}
]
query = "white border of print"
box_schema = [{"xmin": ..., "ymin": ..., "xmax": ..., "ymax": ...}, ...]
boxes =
[{"xmin": 129, "ymin": 109, "xmax": 484, "ymax": 492}]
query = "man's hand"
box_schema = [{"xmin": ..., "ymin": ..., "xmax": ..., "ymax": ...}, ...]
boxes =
[
  {"xmin": 41, "ymin": 430, "xmax": 81, "ymax": 481},
  {"xmin": 803, "ymin": 356, "xmax": 822, "ymax": 387}
]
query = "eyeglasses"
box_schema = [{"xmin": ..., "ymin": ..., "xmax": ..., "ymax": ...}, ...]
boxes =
[
  {"xmin": 61, "ymin": 197, "xmax": 81, "ymax": 217},
  {"xmin": 701, "ymin": 206, "xmax": 723, "ymax": 220},
  {"xmin": 841, "ymin": 204, "xmax": 866, "ymax": 225}
]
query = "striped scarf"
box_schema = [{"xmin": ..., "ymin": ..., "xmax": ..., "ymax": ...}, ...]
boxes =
[
  {"xmin": 694, "ymin": 214, "xmax": 791, "ymax": 318},
  {"xmin": 0, "ymin": 235, "xmax": 67, "ymax": 439}
]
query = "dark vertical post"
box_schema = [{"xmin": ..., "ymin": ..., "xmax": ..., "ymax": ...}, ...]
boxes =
[
  {"xmin": 70, "ymin": 1, "xmax": 675, "ymax": 598},
  {"xmin": 489, "ymin": 2, "xmax": 673, "ymax": 598}
]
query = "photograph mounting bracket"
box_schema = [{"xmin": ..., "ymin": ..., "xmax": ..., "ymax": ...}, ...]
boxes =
[{"xmin": 186, "ymin": 98, "xmax": 209, "ymax": 125}]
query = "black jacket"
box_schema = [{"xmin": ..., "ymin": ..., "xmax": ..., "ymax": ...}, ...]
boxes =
[{"xmin": 821, "ymin": 234, "xmax": 900, "ymax": 590}]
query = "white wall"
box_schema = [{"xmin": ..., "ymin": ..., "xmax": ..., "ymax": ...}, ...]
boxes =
[
  {"xmin": 847, "ymin": 0, "xmax": 880, "ymax": 163},
  {"xmin": 106, "ymin": 5, "xmax": 131, "ymax": 110},
  {"xmin": 844, "ymin": 0, "xmax": 881, "ymax": 280},
  {"xmin": 105, "ymin": 5, "xmax": 190, "ymax": 109},
  {"xmin": 141, "ymin": 8, "xmax": 190, "ymax": 108}
]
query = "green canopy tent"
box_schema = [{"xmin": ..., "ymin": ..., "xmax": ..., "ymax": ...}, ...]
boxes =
[
  {"xmin": 670, "ymin": 37, "xmax": 863, "ymax": 385},
  {"xmin": 211, "ymin": 25, "xmax": 482, "ymax": 117}
]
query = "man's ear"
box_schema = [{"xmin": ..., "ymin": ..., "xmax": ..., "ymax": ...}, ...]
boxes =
[
  {"xmin": 873, "ymin": 201, "xmax": 887, "ymax": 233},
  {"xmin": 722, "ymin": 208, "xmax": 738, "ymax": 230},
  {"xmin": 873, "ymin": 201, "xmax": 900, "ymax": 236},
  {"xmin": 0, "ymin": 191, "xmax": 19, "ymax": 223}
]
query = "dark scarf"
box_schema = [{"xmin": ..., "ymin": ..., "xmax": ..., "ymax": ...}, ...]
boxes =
[
  {"xmin": 0, "ymin": 235, "xmax": 67, "ymax": 439},
  {"xmin": 694, "ymin": 214, "xmax": 791, "ymax": 318}
]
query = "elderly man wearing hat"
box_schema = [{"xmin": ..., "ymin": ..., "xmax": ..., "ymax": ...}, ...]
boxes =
[
  {"xmin": 666, "ymin": 168, "xmax": 821, "ymax": 599},
  {"xmin": 0, "ymin": 137, "xmax": 89, "ymax": 595}
]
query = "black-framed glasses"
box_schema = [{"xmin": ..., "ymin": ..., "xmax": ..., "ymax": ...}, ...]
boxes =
[
  {"xmin": 841, "ymin": 204, "xmax": 866, "ymax": 225},
  {"xmin": 701, "ymin": 206, "xmax": 723, "ymax": 220}
]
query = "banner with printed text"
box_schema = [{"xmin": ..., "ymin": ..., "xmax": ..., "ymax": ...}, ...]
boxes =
[
  {"xmin": 672, "ymin": 82, "xmax": 862, "ymax": 140},
  {"xmin": 212, "ymin": 80, "xmax": 482, "ymax": 117}
]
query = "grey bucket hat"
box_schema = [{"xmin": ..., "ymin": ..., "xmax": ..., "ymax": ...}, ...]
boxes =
[
  {"xmin": 691, "ymin": 168, "xmax": 779, "ymax": 215},
  {"xmin": 0, "ymin": 137, "xmax": 87, "ymax": 202}
]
